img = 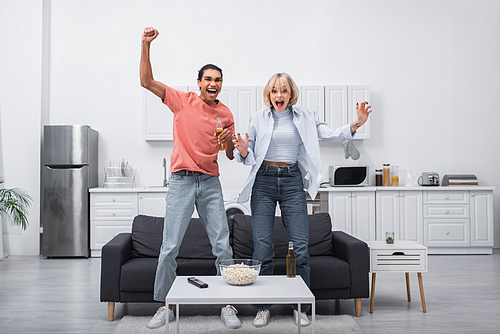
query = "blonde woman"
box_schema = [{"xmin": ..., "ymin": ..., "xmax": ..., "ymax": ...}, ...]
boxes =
[{"xmin": 232, "ymin": 73, "xmax": 371, "ymax": 327}]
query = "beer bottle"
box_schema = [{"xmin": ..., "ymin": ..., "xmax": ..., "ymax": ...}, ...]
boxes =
[{"xmin": 286, "ymin": 241, "xmax": 296, "ymax": 278}]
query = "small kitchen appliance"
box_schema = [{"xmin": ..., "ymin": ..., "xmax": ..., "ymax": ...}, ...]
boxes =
[
  {"xmin": 442, "ymin": 174, "xmax": 478, "ymax": 186},
  {"xmin": 329, "ymin": 166, "xmax": 369, "ymax": 186},
  {"xmin": 419, "ymin": 172, "xmax": 439, "ymax": 186}
]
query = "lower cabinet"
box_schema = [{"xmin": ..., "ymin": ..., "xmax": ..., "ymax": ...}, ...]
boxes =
[
  {"xmin": 423, "ymin": 190, "xmax": 493, "ymax": 253},
  {"xmin": 328, "ymin": 191, "xmax": 375, "ymax": 241},
  {"xmin": 376, "ymin": 191, "xmax": 423, "ymax": 244},
  {"xmin": 90, "ymin": 190, "xmax": 167, "ymax": 257}
]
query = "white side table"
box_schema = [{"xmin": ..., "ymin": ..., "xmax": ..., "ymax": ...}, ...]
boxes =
[{"xmin": 366, "ymin": 241, "xmax": 428, "ymax": 313}]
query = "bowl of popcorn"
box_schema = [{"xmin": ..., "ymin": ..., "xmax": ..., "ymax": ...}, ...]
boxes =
[{"xmin": 219, "ymin": 259, "xmax": 262, "ymax": 285}]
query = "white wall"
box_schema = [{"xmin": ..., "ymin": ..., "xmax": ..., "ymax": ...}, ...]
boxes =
[
  {"xmin": 0, "ymin": 1, "xmax": 42, "ymax": 255},
  {"xmin": 2, "ymin": 0, "xmax": 500, "ymax": 254}
]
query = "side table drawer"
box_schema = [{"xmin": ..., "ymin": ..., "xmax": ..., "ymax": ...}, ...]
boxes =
[
  {"xmin": 423, "ymin": 204, "xmax": 469, "ymax": 218},
  {"xmin": 371, "ymin": 249, "xmax": 426, "ymax": 272}
]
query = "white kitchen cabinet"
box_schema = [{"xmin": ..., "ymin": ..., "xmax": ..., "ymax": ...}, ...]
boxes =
[
  {"xmin": 143, "ymin": 85, "xmax": 370, "ymax": 141},
  {"xmin": 376, "ymin": 190, "xmax": 423, "ymax": 244},
  {"xmin": 470, "ymin": 190, "xmax": 494, "ymax": 247},
  {"xmin": 139, "ymin": 192, "xmax": 167, "ymax": 217},
  {"xmin": 324, "ymin": 86, "xmax": 347, "ymax": 129},
  {"xmin": 300, "ymin": 86, "xmax": 325, "ymax": 121},
  {"xmin": 142, "ymin": 86, "xmax": 188, "ymax": 141},
  {"xmin": 90, "ymin": 192, "xmax": 138, "ymax": 257},
  {"xmin": 231, "ymin": 86, "xmax": 256, "ymax": 133},
  {"xmin": 90, "ymin": 189, "xmax": 168, "ymax": 257},
  {"xmin": 422, "ymin": 189, "xmax": 494, "ymax": 253},
  {"xmin": 348, "ymin": 86, "xmax": 370, "ymax": 139},
  {"xmin": 325, "ymin": 85, "xmax": 370, "ymax": 139},
  {"xmin": 328, "ymin": 190, "xmax": 375, "ymax": 241}
]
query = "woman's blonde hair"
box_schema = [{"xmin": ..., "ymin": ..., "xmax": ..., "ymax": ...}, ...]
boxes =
[{"xmin": 263, "ymin": 73, "xmax": 299, "ymax": 108}]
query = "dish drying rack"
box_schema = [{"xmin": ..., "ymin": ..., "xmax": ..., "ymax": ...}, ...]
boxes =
[{"xmin": 103, "ymin": 165, "xmax": 136, "ymax": 188}]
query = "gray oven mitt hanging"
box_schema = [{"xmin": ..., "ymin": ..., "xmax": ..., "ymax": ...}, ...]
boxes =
[{"xmin": 342, "ymin": 141, "xmax": 360, "ymax": 160}]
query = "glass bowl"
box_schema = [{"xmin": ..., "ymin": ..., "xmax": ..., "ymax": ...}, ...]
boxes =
[{"xmin": 219, "ymin": 259, "xmax": 261, "ymax": 285}]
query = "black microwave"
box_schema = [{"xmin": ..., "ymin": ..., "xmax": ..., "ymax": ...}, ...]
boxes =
[{"xmin": 329, "ymin": 166, "xmax": 369, "ymax": 186}]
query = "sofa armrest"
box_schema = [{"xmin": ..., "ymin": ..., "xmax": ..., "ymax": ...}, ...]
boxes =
[
  {"xmin": 332, "ymin": 231, "xmax": 370, "ymax": 298},
  {"xmin": 100, "ymin": 233, "xmax": 133, "ymax": 302}
]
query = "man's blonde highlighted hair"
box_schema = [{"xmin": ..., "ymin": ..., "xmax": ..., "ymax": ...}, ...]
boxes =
[{"xmin": 263, "ymin": 73, "xmax": 299, "ymax": 108}]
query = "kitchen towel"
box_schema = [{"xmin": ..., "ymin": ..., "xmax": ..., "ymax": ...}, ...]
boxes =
[{"xmin": 343, "ymin": 141, "xmax": 360, "ymax": 160}]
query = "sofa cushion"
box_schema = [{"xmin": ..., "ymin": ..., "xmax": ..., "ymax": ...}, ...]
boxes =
[
  {"xmin": 131, "ymin": 215, "xmax": 163, "ymax": 258},
  {"xmin": 272, "ymin": 256, "xmax": 350, "ymax": 289},
  {"xmin": 131, "ymin": 215, "xmax": 231, "ymax": 260},
  {"xmin": 177, "ymin": 218, "xmax": 216, "ymax": 260},
  {"xmin": 231, "ymin": 213, "xmax": 334, "ymax": 259},
  {"xmin": 308, "ymin": 212, "xmax": 334, "ymax": 257}
]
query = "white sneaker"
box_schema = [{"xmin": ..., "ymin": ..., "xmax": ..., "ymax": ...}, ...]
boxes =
[
  {"xmin": 293, "ymin": 309, "xmax": 310, "ymax": 327},
  {"xmin": 221, "ymin": 305, "xmax": 241, "ymax": 329},
  {"xmin": 146, "ymin": 306, "xmax": 174, "ymax": 329},
  {"xmin": 252, "ymin": 309, "xmax": 270, "ymax": 327}
]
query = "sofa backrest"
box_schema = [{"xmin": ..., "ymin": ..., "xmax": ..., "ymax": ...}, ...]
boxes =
[
  {"xmin": 231, "ymin": 212, "xmax": 334, "ymax": 259},
  {"xmin": 131, "ymin": 214, "xmax": 231, "ymax": 259}
]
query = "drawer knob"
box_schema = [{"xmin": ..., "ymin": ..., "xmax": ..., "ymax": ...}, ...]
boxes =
[
  {"xmin": 112, "ymin": 198, "xmax": 116, "ymax": 202},
  {"xmin": 112, "ymin": 212, "xmax": 116, "ymax": 216},
  {"xmin": 445, "ymin": 196, "xmax": 449, "ymax": 200},
  {"xmin": 471, "ymin": 193, "xmax": 475, "ymax": 197},
  {"xmin": 446, "ymin": 231, "xmax": 450, "ymax": 235},
  {"xmin": 445, "ymin": 210, "xmax": 450, "ymax": 214}
]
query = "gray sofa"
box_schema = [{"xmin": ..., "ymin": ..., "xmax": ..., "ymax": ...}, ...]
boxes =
[{"xmin": 100, "ymin": 213, "xmax": 369, "ymax": 321}]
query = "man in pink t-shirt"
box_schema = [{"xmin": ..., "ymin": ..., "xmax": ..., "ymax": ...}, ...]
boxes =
[{"xmin": 140, "ymin": 27, "xmax": 241, "ymax": 330}]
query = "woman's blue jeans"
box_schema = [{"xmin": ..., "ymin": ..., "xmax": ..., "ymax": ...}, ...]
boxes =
[{"xmin": 250, "ymin": 162, "xmax": 311, "ymax": 312}]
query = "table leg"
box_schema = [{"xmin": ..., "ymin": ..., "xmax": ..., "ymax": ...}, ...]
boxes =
[
  {"xmin": 370, "ymin": 272, "xmax": 376, "ymax": 313},
  {"xmin": 312, "ymin": 300, "xmax": 316, "ymax": 334},
  {"xmin": 405, "ymin": 272, "xmax": 411, "ymax": 302},
  {"xmin": 417, "ymin": 272, "xmax": 426, "ymax": 313},
  {"xmin": 165, "ymin": 308, "xmax": 169, "ymax": 334},
  {"xmin": 176, "ymin": 304, "xmax": 180, "ymax": 333},
  {"xmin": 298, "ymin": 303, "xmax": 301, "ymax": 334}
]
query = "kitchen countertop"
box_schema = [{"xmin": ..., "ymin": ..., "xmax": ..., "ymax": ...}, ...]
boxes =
[
  {"xmin": 318, "ymin": 185, "xmax": 494, "ymax": 191},
  {"xmin": 89, "ymin": 186, "xmax": 168, "ymax": 193},
  {"xmin": 90, "ymin": 185, "xmax": 494, "ymax": 193}
]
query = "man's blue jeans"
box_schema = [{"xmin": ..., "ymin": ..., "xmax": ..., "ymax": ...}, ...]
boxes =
[
  {"xmin": 250, "ymin": 163, "xmax": 311, "ymax": 312},
  {"xmin": 153, "ymin": 171, "xmax": 233, "ymax": 302}
]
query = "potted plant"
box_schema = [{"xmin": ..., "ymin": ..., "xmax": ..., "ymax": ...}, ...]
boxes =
[
  {"xmin": 0, "ymin": 179, "xmax": 33, "ymax": 230},
  {"xmin": 385, "ymin": 232, "xmax": 394, "ymax": 244}
]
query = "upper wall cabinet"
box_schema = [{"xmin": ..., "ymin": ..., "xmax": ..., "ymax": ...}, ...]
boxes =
[
  {"xmin": 326, "ymin": 85, "xmax": 370, "ymax": 139},
  {"xmin": 142, "ymin": 85, "xmax": 370, "ymax": 140},
  {"xmin": 142, "ymin": 86, "xmax": 187, "ymax": 141}
]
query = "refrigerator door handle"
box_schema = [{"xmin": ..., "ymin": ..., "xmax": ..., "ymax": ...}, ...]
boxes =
[{"xmin": 46, "ymin": 165, "xmax": 86, "ymax": 170}]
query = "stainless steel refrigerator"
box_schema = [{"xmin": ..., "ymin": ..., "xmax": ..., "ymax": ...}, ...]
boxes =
[{"xmin": 41, "ymin": 125, "xmax": 98, "ymax": 257}]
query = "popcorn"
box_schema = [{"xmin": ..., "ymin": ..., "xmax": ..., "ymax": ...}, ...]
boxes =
[{"xmin": 221, "ymin": 262, "xmax": 260, "ymax": 285}]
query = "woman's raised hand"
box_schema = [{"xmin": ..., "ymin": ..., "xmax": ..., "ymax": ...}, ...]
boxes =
[{"xmin": 232, "ymin": 133, "xmax": 249, "ymax": 158}]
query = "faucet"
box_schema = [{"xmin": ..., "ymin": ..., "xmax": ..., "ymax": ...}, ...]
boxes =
[{"xmin": 163, "ymin": 158, "xmax": 169, "ymax": 187}]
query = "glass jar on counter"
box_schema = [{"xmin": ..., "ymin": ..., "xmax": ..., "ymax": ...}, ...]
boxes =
[
  {"xmin": 375, "ymin": 169, "xmax": 383, "ymax": 186},
  {"xmin": 383, "ymin": 164, "xmax": 390, "ymax": 186},
  {"xmin": 391, "ymin": 165, "xmax": 399, "ymax": 186}
]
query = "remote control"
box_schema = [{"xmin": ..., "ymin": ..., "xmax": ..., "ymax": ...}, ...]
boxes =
[{"xmin": 187, "ymin": 277, "xmax": 208, "ymax": 288}]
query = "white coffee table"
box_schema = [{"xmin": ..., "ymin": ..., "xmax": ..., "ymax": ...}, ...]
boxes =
[
  {"xmin": 366, "ymin": 240, "xmax": 428, "ymax": 313},
  {"xmin": 165, "ymin": 275, "xmax": 316, "ymax": 334}
]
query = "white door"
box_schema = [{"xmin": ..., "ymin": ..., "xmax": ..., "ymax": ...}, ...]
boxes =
[
  {"xmin": 399, "ymin": 191, "xmax": 423, "ymax": 244},
  {"xmin": 328, "ymin": 192, "xmax": 351, "ymax": 234},
  {"xmin": 347, "ymin": 85, "xmax": 370, "ymax": 139},
  {"xmin": 376, "ymin": 191, "xmax": 400, "ymax": 240},
  {"xmin": 351, "ymin": 191, "xmax": 376, "ymax": 241},
  {"xmin": 470, "ymin": 191, "xmax": 494, "ymax": 246},
  {"xmin": 138, "ymin": 192, "xmax": 167, "ymax": 217}
]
